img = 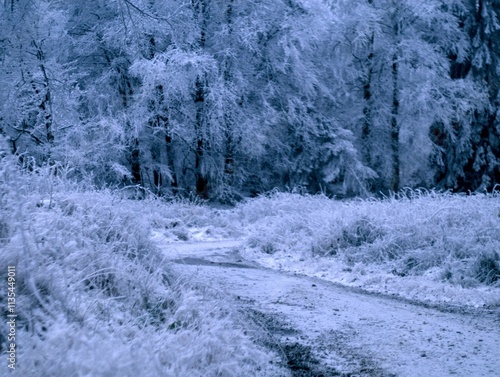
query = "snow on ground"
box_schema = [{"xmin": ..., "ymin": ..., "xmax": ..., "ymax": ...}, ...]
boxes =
[
  {"xmin": 241, "ymin": 248, "xmax": 500, "ymax": 309},
  {"xmin": 151, "ymin": 230, "xmax": 243, "ymax": 258},
  {"xmin": 153, "ymin": 238, "xmax": 500, "ymax": 376},
  {"xmin": 152, "ymin": 192, "xmax": 500, "ymax": 375}
]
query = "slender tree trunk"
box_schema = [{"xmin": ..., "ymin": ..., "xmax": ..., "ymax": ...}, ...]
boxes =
[
  {"xmin": 5, "ymin": 0, "xmax": 15, "ymax": 12},
  {"xmin": 362, "ymin": 31, "xmax": 374, "ymax": 169},
  {"xmin": 30, "ymin": 44, "xmax": 54, "ymax": 145},
  {"xmin": 107, "ymin": 49, "xmax": 139, "ymax": 185},
  {"xmin": 389, "ymin": 3, "xmax": 401, "ymax": 193},
  {"xmin": 38, "ymin": 64, "xmax": 53, "ymax": 145},
  {"xmin": 130, "ymin": 138, "xmax": 141, "ymax": 183},
  {"xmin": 116, "ymin": 66, "xmax": 140, "ymax": 185},
  {"xmin": 165, "ymin": 133, "xmax": 178, "ymax": 193},
  {"xmin": 194, "ymin": 78, "xmax": 208, "ymax": 198},
  {"xmin": 160, "ymin": 110, "xmax": 179, "ymax": 195},
  {"xmin": 144, "ymin": 35, "xmax": 178, "ymax": 195},
  {"xmin": 192, "ymin": 0, "xmax": 209, "ymax": 198},
  {"xmin": 223, "ymin": 0, "xmax": 235, "ymax": 185},
  {"xmin": 390, "ymin": 52, "xmax": 400, "ymax": 192}
]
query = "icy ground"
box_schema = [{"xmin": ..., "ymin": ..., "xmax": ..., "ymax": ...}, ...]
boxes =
[{"xmin": 153, "ymin": 234, "xmax": 500, "ymax": 377}]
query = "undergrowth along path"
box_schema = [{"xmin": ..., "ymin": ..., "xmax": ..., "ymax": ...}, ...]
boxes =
[{"xmin": 158, "ymin": 239, "xmax": 500, "ymax": 377}]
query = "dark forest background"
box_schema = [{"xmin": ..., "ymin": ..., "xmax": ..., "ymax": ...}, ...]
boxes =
[{"xmin": 1, "ymin": 0, "xmax": 499, "ymax": 200}]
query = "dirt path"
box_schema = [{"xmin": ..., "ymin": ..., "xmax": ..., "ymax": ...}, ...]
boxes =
[{"xmin": 159, "ymin": 239, "xmax": 500, "ymax": 377}]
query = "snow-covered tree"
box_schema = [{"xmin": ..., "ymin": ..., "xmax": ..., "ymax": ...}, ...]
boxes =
[
  {"xmin": 1, "ymin": 0, "xmax": 496, "ymax": 197},
  {"xmin": 126, "ymin": 0, "xmax": 366, "ymax": 198},
  {"xmin": 333, "ymin": 0, "xmax": 482, "ymax": 192},
  {"xmin": 444, "ymin": 0, "xmax": 500, "ymax": 191},
  {"xmin": 0, "ymin": 0, "xmax": 76, "ymax": 164}
]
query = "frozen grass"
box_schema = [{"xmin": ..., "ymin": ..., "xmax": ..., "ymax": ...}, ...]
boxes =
[
  {"xmin": 3, "ymin": 134, "xmax": 499, "ymax": 375},
  {"xmin": 236, "ymin": 191, "xmax": 500, "ymax": 307},
  {"xmin": 0, "ymin": 148, "xmax": 284, "ymax": 376},
  {"xmin": 147, "ymin": 199, "xmax": 243, "ymax": 243}
]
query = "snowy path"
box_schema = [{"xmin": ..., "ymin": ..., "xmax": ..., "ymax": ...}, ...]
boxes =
[{"xmin": 157, "ymin": 238, "xmax": 500, "ymax": 376}]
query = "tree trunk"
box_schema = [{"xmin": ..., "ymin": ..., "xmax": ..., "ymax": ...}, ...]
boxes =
[
  {"xmin": 362, "ymin": 31, "xmax": 374, "ymax": 169},
  {"xmin": 165, "ymin": 133, "xmax": 178, "ymax": 193},
  {"xmin": 38, "ymin": 64, "xmax": 53, "ymax": 145},
  {"xmin": 109, "ymin": 50, "xmax": 139, "ymax": 185},
  {"xmin": 31, "ymin": 43, "xmax": 54, "ymax": 146},
  {"xmin": 223, "ymin": 0, "xmax": 235, "ymax": 185},
  {"xmin": 193, "ymin": 0, "xmax": 209, "ymax": 198},
  {"xmin": 130, "ymin": 138, "xmax": 141, "ymax": 184},
  {"xmin": 121, "ymin": 84, "xmax": 140, "ymax": 185},
  {"xmin": 194, "ymin": 78, "xmax": 209, "ymax": 198},
  {"xmin": 390, "ymin": 52, "xmax": 400, "ymax": 192}
]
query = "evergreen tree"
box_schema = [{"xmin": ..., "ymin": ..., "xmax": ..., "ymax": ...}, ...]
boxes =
[
  {"xmin": 334, "ymin": 0, "xmax": 480, "ymax": 192},
  {"xmin": 456, "ymin": 0, "xmax": 500, "ymax": 191}
]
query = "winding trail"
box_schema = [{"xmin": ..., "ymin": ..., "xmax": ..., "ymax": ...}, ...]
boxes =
[{"xmin": 158, "ymin": 239, "xmax": 500, "ymax": 377}]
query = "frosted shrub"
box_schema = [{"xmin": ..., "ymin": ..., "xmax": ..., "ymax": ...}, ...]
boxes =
[
  {"xmin": 339, "ymin": 217, "xmax": 385, "ymax": 249},
  {"xmin": 472, "ymin": 250, "xmax": 500, "ymax": 285},
  {"xmin": 240, "ymin": 191, "xmax": 500, "ymax": 287}
]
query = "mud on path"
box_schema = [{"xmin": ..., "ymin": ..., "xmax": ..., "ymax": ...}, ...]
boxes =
[{"xmin": 159, "ymin": 239, "xmax": 500, "ymax": 377}]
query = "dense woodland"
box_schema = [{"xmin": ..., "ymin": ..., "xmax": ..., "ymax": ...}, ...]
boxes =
[{"xmin": 1, "ymin": 0, "xmax": 499, "ymax": 200}]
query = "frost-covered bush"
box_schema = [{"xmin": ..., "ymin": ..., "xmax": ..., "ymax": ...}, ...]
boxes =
[
  {"xmin": 240, "ymin": 190, "xmax": 500, "ymax": 287},
  {"xmin": 0, "ymin": 144, "xmax": 282, "ymax": 376}
]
